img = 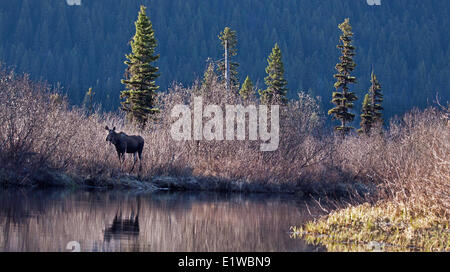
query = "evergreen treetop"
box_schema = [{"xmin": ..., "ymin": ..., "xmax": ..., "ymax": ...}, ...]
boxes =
[
  {"xmin": 328, "ymin": 18, "xmax": 358, "ymax": 134},
  {"xmin": 358, "ymin": 71, "xmax": 384, "ymax": 135},
  {"xmin": 218, "ymin": 27, "xmax": 237, "ymax": 56},
  {"xmin": 218, "ymin": 27, "xmax": 239, "ymax": 91},
  {"xmin": 239, "ymin": 75, "xmax": 255, "ymax": 100},
  {"xmin": 120, "ymin": 5, "xmax": 160, "ymax": 128},
  {"xmin": 358, "ymin": 93, "xmax": 373, "ymax": 134},
  {"xmin": 259, "ymin": 43, "xmax": 288, "ymax": 104},
  {"xmin": 201, "ymin": 60, "xmax": 217, "ymax": 92},
  {"xmin": 369, "ymin": 71, "xmax": 383, "ymax": 123}
]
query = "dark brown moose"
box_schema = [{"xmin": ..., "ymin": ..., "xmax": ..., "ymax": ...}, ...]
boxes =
[{"xmin": 105, "ymin": 126, "xmax": 144, "ymax": 173}]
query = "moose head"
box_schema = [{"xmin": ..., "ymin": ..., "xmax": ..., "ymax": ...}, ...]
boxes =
[{"xmin": 105, "ymin": 126, "xmax": 117, "ymax": 145}]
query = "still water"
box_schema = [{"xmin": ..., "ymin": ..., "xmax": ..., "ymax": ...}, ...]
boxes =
[{"xmin": 0, "ymin": 188, "xmax": 325, "ymax": 252}]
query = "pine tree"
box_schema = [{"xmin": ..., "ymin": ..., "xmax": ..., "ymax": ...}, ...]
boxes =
[
  {"xmin": 201, "ymin": 60, "xmax": 217, "ymax": 91},
  {"xmin": 328, "ymin": 18, "xmax": 358, "ymax": 134},
  {"xmin": 259, "ymin": 43, "xmax": 288, "ymax": 104},
  {"xmin": 358, "ymin": 94, "xmax": 373, "ymax": 134},
  {"xmin": 358, "ymin": 71, "xmax": 384, "ymax": 134},
  {"xmin": 239, "ymin": 75, "xmax": 255, "ymax": 100},
  {"xmin": 369, "ymin": 71, "xmax": 384, "ymax": 125},
  {"xmin": 218, "ymin": 27, "xmax": 239, "ymax": 91},
  {"xmin": 120, "ymin": 5, "xmax": 160, "ymax": 128}
]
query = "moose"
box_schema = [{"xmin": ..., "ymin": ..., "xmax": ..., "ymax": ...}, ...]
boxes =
[{"xmin": 105, "ymin": 126, "xmax": 144, "ymax": 173}]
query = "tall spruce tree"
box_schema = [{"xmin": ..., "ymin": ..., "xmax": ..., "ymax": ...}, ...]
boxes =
[
  {"xmin": 121, "ymin": 5, "xmax": 160, "ymax": 128},
  {"xmin": 369, "ymin": 71, "xmax": 383, "ymax": 124},
  {"xmin": 239, "ymin": 75, "xmax": 255, "ymax": 100},
  {"xmin": 358, "ymin": 71, "xmax": 384, "ymax": 134},
  {"xmin": 259, "ymin": 43, "xmax": 288, "ymax": 104},
  {"xmin": 218, "ymin": 27, "xmax": 239, "ymax": 91},
  {"xmin": 328, "ymin": 18, "xmax": 358, "ymax": 134}
]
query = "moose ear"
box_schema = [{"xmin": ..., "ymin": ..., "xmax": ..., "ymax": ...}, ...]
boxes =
[
  {"xmin": 113, "ymin": 127, "xmax": 116, "ymax": 131},
  {"xmin": 105, "ymin": 126, "xmax": 109, "ymax": 130}
]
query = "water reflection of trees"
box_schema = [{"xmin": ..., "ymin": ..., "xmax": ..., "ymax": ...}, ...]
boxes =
[{"xmin": 0, "ymin": 189, "xmax": 324, "ymax": 252}]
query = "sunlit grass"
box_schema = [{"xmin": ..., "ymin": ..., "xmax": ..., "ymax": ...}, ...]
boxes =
[{"xmin": 291, "ymin": 201, "xmax": 449, "ymax": 252}]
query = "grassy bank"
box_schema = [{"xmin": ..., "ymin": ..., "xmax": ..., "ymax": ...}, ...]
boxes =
[{"xmin": 291, "ymin": 202, "xmax": 449, "ymax": 252}]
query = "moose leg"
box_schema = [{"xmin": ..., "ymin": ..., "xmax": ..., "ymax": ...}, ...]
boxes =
[
  {"xmin": 117, "ymin": 152, "xmax": 122, "ymax": 171},
  {"xmin": 138, "ymin": 146, "xmax": 143, "ymax": 173},
  {"xmin": 122, "ymin": 153, "xmax": 126, "ymax": 171},
  {"xmin": 118, "ymin": 152, "xmax": 125, "ymax": 172},
  {"xmin": 129, "ymin": 153, "xmax": 137, "ymax": 173},
  {"xmin": 138, "ymin": 152, "xmax": 142, "ymax": 172}
]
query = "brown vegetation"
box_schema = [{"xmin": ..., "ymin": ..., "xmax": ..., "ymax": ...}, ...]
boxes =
[
  {"xmin": 332, "ymin": 107, "xmax": 449, "ymax": 215},
  {"xmin": 0, "ymin": 67, "xmax": 448, "ymax": 216}
]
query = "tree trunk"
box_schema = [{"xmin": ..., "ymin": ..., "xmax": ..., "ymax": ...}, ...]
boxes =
[{"xmin": 225, "ymin": 40, "xmax": 230, "ymax": 91}]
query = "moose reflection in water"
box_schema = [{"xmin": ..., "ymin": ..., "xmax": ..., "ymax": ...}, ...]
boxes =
[
  {"xmin": 105, "ymin": 126, "xmax": 144, "ymax": 173},
  {"xmin": 103, "ymin": 211, "xmax": 140, "ymax": 242},
  {"xmin": 104, "ymin": 197, "xmax": 141, "ymax": 243}
]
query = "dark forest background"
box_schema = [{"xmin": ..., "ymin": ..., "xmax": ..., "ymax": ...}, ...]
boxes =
[{"xmin": 0, "ymin": 0, "xmax": 448, "ymax": 120}]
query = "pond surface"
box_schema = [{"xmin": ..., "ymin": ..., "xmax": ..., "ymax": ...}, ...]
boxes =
[{"xmin": 0, "ymin": 188, "xmax": 325, "ymax": 252}]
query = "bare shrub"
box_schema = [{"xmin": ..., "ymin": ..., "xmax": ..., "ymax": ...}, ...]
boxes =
[
  {"xmin": 1, "ymin": 66, "xmax": 447, "ymax": 216},
  {"xmin": 149, "ymin": 77, "xmax": 327, "ymax": 183},
  {"xmin": 332, "ymin": 107, "xmax": 449, "ymax": 215},
  {"xmin": 0, "ymin": 68, "xmax": 63, "ymax": 182},
  {"xmin": 1, "ymin": 67, "xmax": 326, "ymax": 185},
  {"xmin": 379, "ymin": 108, "xmax": 449, "ymax": 214}
]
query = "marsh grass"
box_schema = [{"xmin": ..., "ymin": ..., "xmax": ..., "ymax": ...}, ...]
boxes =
[{"xmin": 291, "ymin": 201, "xmax": 449, "ymax": 252}]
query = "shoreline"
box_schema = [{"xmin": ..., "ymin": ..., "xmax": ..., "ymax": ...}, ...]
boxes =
[{"xmin": 0, "ymin": 167, "xmax": 374, "ymax": 199}]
